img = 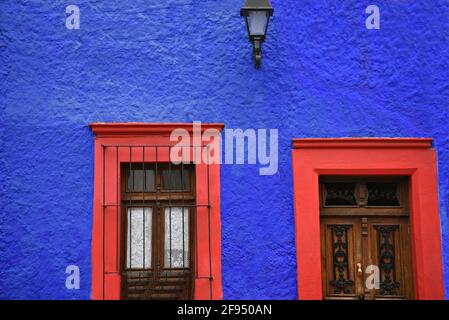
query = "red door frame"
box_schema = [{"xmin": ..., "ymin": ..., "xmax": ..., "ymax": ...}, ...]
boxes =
[
  {"xmin": 90, "ymin": 123, "xmax": 224, "ymax": 300},
  {"xmin": 291, "ymin": 138, "xmax": 444, "ymax": 300}
]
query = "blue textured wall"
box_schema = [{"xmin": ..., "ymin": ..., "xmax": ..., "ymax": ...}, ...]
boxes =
[{"xmin": 0, "ymin": 0, "xmax": 448, "ymax": 299}]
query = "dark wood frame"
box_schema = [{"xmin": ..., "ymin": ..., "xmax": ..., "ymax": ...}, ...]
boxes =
[
  {"xmin": 320, "ymin": 176, "xmax": 410, "ymax": 217},
  {"xmin": 121, "ymin": 163, "xmax": 196, "ymax": 202},
  {"xmin": 120, "ymin": 163, "xmax": 196, "ymax": 299}
]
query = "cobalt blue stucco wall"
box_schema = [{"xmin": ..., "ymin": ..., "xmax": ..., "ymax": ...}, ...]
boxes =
[{"xmin": 0, "ymin": 0, "xmax": 448, "ymax": 299}]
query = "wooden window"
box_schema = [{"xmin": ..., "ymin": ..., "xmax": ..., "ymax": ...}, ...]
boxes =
[
  {"xmin": 320, "ymin": 177, "xmax": 409, "ymax": 216},
  {"xmin": 90, "ymin": 123, "xmax": 224, "ymax": 301},
  {"xmin": 121, "ymin": 163, "xmax": 195, "ymax": 299}
]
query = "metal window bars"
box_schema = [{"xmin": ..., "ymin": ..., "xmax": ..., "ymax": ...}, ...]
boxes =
[{"xmin": 101, "ymin": 144, "xmax": 213, "ymax": 300}]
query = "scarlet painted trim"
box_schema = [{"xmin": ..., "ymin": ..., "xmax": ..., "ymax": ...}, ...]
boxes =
[
  {"xmin": 291, "ymin": 138, "xmax": 444, "ymax": 300},
  {"xmin": 90, "ymin": 122, "xmax": 224, "ymax": 300},
  {"xmin": 90, "ymin": 122, "xmax": 225, "ymax": 136},
  {"xmin": 292, "ymin": 138, "xmax": 433, "ymax": 149}
]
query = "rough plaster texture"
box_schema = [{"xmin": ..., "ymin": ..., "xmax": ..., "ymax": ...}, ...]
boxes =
[{"xmin": 0, "ymin": 0, "xmax": 448, "ymax": 299}]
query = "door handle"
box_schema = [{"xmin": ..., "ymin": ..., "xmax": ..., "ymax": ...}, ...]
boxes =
[{"xmin": 357, "ymin": 263, "xmax": 363, "ymax": 276}]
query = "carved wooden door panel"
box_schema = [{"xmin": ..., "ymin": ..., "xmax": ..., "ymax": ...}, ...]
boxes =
[
  {"xmin": 365, "ymin": 217, "xmax": 414, "ymax": 299},
  {"xmin": 321, "ymin": 217, "xmax": 364, "ymax": 299},
  {"xmin": 320, "ymin": 177, "xmax": 414, "ymax": 300}
]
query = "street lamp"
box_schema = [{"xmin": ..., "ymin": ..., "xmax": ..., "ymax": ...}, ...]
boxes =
[{"xmin": 240, "ymin": 0, "xmax": 274, "ymax": 69}]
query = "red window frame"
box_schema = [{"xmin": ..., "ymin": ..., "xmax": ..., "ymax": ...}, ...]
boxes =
[
  {"xmin": 291, "ymin": 138, "xmax": 445, "ymax": 300},
  {"xmin": 90, "ymin": 123, "xmax": 224, "ymax": 300}
]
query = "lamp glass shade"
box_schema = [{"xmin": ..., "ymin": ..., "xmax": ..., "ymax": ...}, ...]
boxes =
[{"xmin": 247, "ymin": 11, "xmax": 269, "ymax": 36}]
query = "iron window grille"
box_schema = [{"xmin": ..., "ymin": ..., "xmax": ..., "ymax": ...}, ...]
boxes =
[{"xmin": 101, "ymin": 144, "xmax": 213, "ymax": 300}]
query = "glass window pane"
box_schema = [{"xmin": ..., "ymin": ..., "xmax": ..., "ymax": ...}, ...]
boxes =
[
  {"xmin": 164, "ymin": 207, "xmax": 189, "ymax": 268},
  {"xmin": 367, "ymin": 183, "xmax": 400, "ymax": 206},
  {"xmin": 128, "ymin": 169, "xmax": 155, "ymax": 192},
  {"xmin": 162, "ymin": 167, "xmax": 189, "ymax": 191},
  {"xmin": 248, "ymin": 11, "xmax": 268, "ymax": 36},
  {"xmin": 127, "ymin": 207, "xmax": 152, "ymax": 269},
  {"xmin": 325, "ymin": 183, "xmax": 357, "ymax": 206}
]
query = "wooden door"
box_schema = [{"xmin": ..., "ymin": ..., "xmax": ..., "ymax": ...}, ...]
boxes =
[{"xmin": 320, "ymin": 177, "xmax": 414, "ymax": 300}]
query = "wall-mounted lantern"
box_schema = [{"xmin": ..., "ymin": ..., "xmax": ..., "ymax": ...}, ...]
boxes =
[{"xmin": 240, "ymin": 0, "xmax": 274, "ymax": 69}]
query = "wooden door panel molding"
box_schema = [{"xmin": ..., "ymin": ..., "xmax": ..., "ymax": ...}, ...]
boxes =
[
  {"xmin": 321, "ymin": 215, "xmax": 414, "ymax": 300},
  {"xmin": 292, "ymin": 138, "xmax": 444, "ymax": 300},
  {"xmin": 373, "ymin": 224, "xmax": 402, "ymax": 297},
  {"xmin": 368, "ymin": 218, "xmax": 414, "ymax": 299},
  {"xmin": 321, "ymin": 218, "xmax": 363, "ymax": 299}
]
